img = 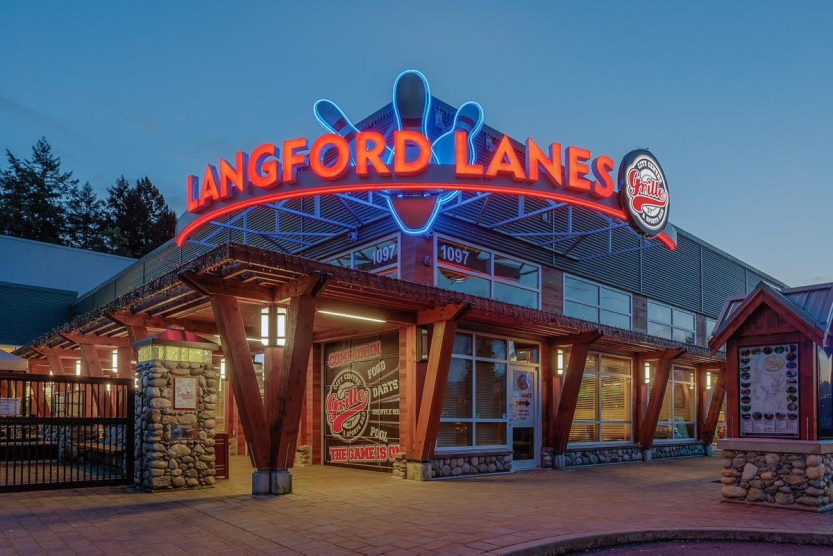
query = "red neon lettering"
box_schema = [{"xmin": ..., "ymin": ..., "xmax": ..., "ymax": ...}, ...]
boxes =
[
  {"xmin": 219, "ymin": 152, "xmax": 248, "ymax": 199},
  {"xmin": 187, "ymin": 175, "xmax": 200, "ymax": 212},
  {"xmin": 591, "ymin": 155, "xmax": 615, "ymax": 199},
  {"xmin": 248, "ymin": 144, "xmax": 280, "ymax": 190},
  {"xmin": 200, "ymin": 164, "xmax": 221, "ymax": 207},
  {"xmin": 485, "ymin": 135, "xmax": 526, "ymax": 181},
  {"xmin": 356, "ymin": 132, "xmax": 391, "ymax": 177},
  {"xmin": 525, "ymin": 138, "xmax": 563, "ymax": 186},
  {"xmin": 310, "ymin": 134, "xmax": 350, "ymax": 180},
  {"xmin": 282, "ymin": 138, "xmax": 308, "ymax": 184},
  {"xmin": 454, "ymin": 131, "xmax": 483, "ymax": 177},
  {"xmin": 393, "ymin": 131, "xmax": 431, "ymax": 176},
  {"xmin": 565, "ymin": 146, "xmax": 592, "ymax": 192}
]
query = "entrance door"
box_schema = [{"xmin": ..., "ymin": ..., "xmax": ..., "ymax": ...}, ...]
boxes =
[{"xmin": 510, "ymin": 365, "xmax": 539, "ymax": 469}]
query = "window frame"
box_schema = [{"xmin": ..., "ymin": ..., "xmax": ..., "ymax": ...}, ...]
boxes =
[
  {"xmin": 647, "ymin": 300, "xmax": 696, "ymax": 344},
  {"xmin": 325, "ymin": 233, "xmax": 400, "ymax": 278},
  {"xmin": 562, "ymin": 274, "xmax": 633, "ymax": 330},
  {"xmin": 437, "ymin": 331, "xmax": 541, "ymax": 452},
  {"xmin": 568, "ymin": 351, "xmax": 635, "ymax": 446},
  {"xmin": 433, "ymin": 235, "xmax": 541, "ymax": 309}
]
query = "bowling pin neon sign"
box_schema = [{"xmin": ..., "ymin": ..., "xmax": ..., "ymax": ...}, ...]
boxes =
[{"xmin": 177, "ymin": 71, "xmax": 674, "ymax": 249}]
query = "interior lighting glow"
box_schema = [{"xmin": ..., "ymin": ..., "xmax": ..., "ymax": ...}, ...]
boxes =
[
  {"xmin": 111, "ymin": 349, "xmax": 118, "ymax": 373},
  {"xmin": 317, "ymin": 310, "xmax": 385, "ymax": 323},
  {"xmin": 75, "ymin": 360, "xmax": 81, "ymax": 376},
  {"xmin": 220, "ymin": 359, "xmax": 226, "ymax": 380},
  {"xmin": 644, "ymin": 361, "xmax": 651, "ymax": 384},
  {"xmin": 556, "ymin": 349, "xmax": 565, "ymax": 375}
]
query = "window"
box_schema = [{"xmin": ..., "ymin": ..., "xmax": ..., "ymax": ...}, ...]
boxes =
[
  {"xmin": 435, "ymin": 236, "xmax": 540, "ymax": 309},
  {"xmin": 564, "ymin": 275, "xmax": 632, "ymax": 330},
  {"xmin": 438, "ymin": 333, "xmax": 539, "ymax": 449},
  {"xmin": 568, "ymin": 353, "xmax": 633, "ymax": 443},
  {"xmin": 648, "ymin": 301, "xmax": 695, "ymax": 344},
  {"xmin": 648, "ymin": 364, "xmax": 697, "ymax": 441},
  {"xmin": 704, "ymin": 370, "xmax": 726, "ymax": 444},
  {"xmin": 326, "ymin": 235, "xmax": 399, "ymax": 277}
]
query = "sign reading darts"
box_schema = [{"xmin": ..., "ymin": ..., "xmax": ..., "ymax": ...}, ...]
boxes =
[{"xmin": 176, "ymin": 70, "xmax": 675, "ymax": 249}]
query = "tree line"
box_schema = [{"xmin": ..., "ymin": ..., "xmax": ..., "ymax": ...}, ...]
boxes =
[{"xmin": 0, "ymin": 137, "xmax": 177, "ymax": 258}]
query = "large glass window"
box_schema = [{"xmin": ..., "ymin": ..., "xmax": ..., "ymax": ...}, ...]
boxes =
[
  {"xmin": 435, "ymin": 237, "xmax": 540, "ymax": 309},
  {"xmin": 648, "ymin": 301, "xmax": 695, "ymax": 344},
  {"xmin": 438, "ymin": 332, "xmax": 539, "ymax": 449},
  {"xmin": 568, "ymin": 353, "xmax": 633, "ymax": 443},
  {"xmin": 648, "ymin": 365, "xmax": 697, "ymax": 441},
  {"xmin": 819, "ymin": 347, "xmax": 833, "ymax": 439},
  {"xmin": 564, "ymin": 275, "xmax": 632, "ymax": 330},
  {"xmin": 326, "ymin": 235, "xmax": 399, "ymax": 277}
]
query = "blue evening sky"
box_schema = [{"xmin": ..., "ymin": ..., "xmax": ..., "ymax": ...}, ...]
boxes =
[{"xmin": 1, "ymin": 1, "xmax": 831, "ymax": 286}]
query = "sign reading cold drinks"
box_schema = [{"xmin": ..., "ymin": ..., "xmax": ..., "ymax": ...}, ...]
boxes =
[{"xmin": 323, "ymin": 333, "xmax": 400, "ymax": 470}]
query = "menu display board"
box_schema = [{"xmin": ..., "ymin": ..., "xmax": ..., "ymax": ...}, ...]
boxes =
[
  {"xmin": 323, "ymin": 333, "xmax": 400, "ymax": 471},
  {"xmin": 739, "ymin": 343, "xmax": 799, "ymax": 438}
]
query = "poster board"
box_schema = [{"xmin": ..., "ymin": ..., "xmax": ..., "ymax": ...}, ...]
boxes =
[
  {"xmin": 739, "ymin": 343, "xmax": 799, "ymax": 438},
  {"xmin": 173, "ymin": 377, "xmax": 198, "ymax": 410}
]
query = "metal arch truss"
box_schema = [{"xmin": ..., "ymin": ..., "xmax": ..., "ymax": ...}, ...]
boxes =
[
  {"xmin": 188, "ymin": 192, "xmax": 665, "ymax": 261},
  {"xmin": 438, "ymin": 192, "xmax": 665, "ymax": 261}
]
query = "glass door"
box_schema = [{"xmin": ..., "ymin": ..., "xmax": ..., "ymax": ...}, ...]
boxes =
[{"xmin": 510, "ymin": 365, "xmax": 539, "ymax": 469}]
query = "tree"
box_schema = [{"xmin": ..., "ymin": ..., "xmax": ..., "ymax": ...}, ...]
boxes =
[
  {"xmin": 0, "ymin": 137, "xmax": 75, "ymax": 243},
  {"xmin": 65, "ymin": 182, "xmax": 108, "ymax": 251},
  {"xmin": 104, "ymin": 176, "xmax": 176, "ymax": 258}
]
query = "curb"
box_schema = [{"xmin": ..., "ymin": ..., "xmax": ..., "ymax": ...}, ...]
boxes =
[{"xmin": 496, "ymin": 528, "xmax": 833, "ymax": 555}]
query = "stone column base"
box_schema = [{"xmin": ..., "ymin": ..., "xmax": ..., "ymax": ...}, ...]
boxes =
[
  {"xmin": 642, "ymin": 448, "xmax": 653, "ymax": 461},
  {"xmin": 552, "ymin": 454, "xmax": 566, "ymax": 469},
  {"xmin": 406, "ymin": 461, "xmax": 431, "ymax": 481},
  {"xmin": 271, "ymin": 469, "xmax": 292, "ymax": 495}
]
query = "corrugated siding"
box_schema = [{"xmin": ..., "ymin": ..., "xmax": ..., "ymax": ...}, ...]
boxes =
[
  {"xmin": 702, "ymin": 248, "xmax": 746, "ymax": 316},
  {"xmin": 641, "ymin": 233, "xmax": 702, "ymax": 313},
  {"xmin": 0, "ymin": 283, "xmax": 75, "ymax": 346}
]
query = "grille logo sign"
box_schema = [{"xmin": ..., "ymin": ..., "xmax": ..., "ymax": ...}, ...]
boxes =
[
  {"xmin": 325, "ymin": 369, "xmax": 370, "ymax": 442},
  {"xmin": 619, "ymin": 149, "xmax": 670, "ymax": 238}
]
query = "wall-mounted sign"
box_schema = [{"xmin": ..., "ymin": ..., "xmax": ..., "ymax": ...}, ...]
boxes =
[
  {"xmin": 619, "ymin": 150, "xmax": 670, "ymax": 238},
  {"xmin": 323, "ymin": 334, "xmax": 400, "ymax": 471},
  {"xmin": 739, "ymin": 344, "xmax": 799, "ymax": 438},
  {"xmin": 0, "ymin": 398, "xmax": 21, "ymax": 417},
  {"xmin": 173, "ymin": 377, "xmax": 198, "ymax": 410},
  {"xmin": 176, "ymin": 70, "xmax": 675, "ymax": 249}
]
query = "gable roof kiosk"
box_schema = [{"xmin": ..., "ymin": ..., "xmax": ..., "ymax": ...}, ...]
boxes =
[{"xmin": 709, "ymin": 282, "xmax": 833, "ymax": 511}]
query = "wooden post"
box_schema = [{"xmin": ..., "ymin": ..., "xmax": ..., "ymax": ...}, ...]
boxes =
[
  {"xmin": 551, "ymin": 333, "xmax": 601, "ymax": 455},
  {"xmin": 399, "ymin": 325, "xmax": 421, "ymax": 458},
  {"xmin": 210, "ymin": 294, "xmax": 270, "ymax": 469},
  {"xmin": 272, "ymin": 294, "xmax": 317, "ymax": 470},
  {"xmin": 540, "ymin": 342, "xmax": 554, "ymax": 450},
  {"xmin": 639, "ymin": 349, "xmax": 685, "ymax": 449},
  {"xmin": 701, "ymin": 366, "xmax": 727, "ymax": 445},
  {"xmin": 80, "ymin": 344, "xmax": 110, "ymax": 417},
  {"xmin": 411, "ymin": 319, "xmax": 460, "ymax": 461}
]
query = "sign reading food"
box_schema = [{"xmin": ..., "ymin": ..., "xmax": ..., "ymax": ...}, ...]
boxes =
[
  {"xmin": 323, "ymin": 334, "xmax": 400, "ymax": 470},
  {"xmin": 739, "ymin": 344, "xmax": 799, "ymax": 438}
]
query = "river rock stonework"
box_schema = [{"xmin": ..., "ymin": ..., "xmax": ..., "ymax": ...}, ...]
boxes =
[
  {"xmin": 429, "ymin": 451, "xmax": 512, "ymax": 478},
  {"xmin": 134, "ymin": 359, "xmax": 217, "ymax": 491},
  {"xmin": 650, "ymin": 442, "xmax": 706, "ymax": 460},
  {"xmin": 565, "ymin": 446, "xmax": 644, "ymax": 466},
  {"xmin": 720, "ymin": 450, "xmax": 833, "ymax": 511}
]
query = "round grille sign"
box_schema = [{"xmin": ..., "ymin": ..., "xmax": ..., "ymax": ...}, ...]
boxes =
[
  {"xmin": 325, "ymin": 369, "xmax": 370, "ymax": 443},
  {"xmin": 618, "ymin": 150, "xmax": 669, "ymax": 238}
]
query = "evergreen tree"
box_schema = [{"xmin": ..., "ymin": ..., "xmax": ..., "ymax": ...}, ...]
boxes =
[
  {"xmin": 104, "ymin": 175, "xmax": 176, "ymax": 258},
  {"xmin": 0, "ymin": 138, "xmax": 75, "ymax": 243},
  {"xmin": 65, "ymin": 182, "xmax": 108, "ymax": 251}
]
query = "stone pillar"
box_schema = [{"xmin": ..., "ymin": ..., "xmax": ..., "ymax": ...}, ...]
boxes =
[{"xmin": 133, "ymin": 330, "xmax": 219, "ymax": 491}]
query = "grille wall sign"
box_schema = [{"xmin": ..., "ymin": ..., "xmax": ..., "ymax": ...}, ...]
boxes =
[
  {"xmin": 323, "ymin": 333, "xmax": 400, "ymax": 470},
  {"xmin": 619, "ymin": 149, "xmax": 670, "ymax": 238}
]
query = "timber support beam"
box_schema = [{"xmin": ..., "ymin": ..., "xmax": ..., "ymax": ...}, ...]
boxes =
[
  {"xmin": 638, "ymin": 348, "xmax": 686, "ymax": 450},
  {"xmin": 551, "ymin": 331, "xmax": 603, "ymax": 460},
  {"xmin": 701, "ymin": 364, "xmax": 727, "ymax": 446},
  {"xmin": 59, "ymin": 332, "xmax": 130, "ymax": 348}
]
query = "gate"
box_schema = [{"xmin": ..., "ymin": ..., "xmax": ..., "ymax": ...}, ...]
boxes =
[{"xmin": 0, "ymin": 372, "xmax": 134, "ymax": 492}]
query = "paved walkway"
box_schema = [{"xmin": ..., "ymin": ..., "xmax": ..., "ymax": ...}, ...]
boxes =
[{"xmin": 1, "ymin": 456, "xmax": 831, "ymax": 555}]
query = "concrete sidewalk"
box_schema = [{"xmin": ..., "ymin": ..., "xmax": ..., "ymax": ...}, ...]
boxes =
[{"xmin": 1, "ymin": 456, "xmax": 831, "ymax": 555}]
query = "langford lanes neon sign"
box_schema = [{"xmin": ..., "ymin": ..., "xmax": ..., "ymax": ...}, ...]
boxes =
[{"xmin": 176, "ymin": 70, "xmax": 674, "ymax": 248}]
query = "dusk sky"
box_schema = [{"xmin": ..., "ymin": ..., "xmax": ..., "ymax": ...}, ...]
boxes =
[{"xmin": 1, "ymin": 1, "xmax": 831, "ymax": 286}]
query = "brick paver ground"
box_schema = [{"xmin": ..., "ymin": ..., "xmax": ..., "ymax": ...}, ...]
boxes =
[{"xmin": 1, "ymin": 455, "xmax": 831, "ymax": 555}]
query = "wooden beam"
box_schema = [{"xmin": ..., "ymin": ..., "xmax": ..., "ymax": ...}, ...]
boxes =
[
  {"xmin": 274, "ymin": 273, "xmax": 329, "ymax": 301},
  {"xmin": 318, "ymin": 300, "xmax": 416, "ymax": 326},
  {"xmin": 117, "ymin": 346, "xmax": 133, "ymax": 378},
  {"xmin": 272, "ymin": 294, "xmax": 317, "ymax": 469},
  {"xmin": 79, "ymin": 344, "xmax": 110, "ymax": 417},
  {"xmin": 549, "ymin": 331, "xmax": 604, "ymax": 347},
  {"xmin": 416, "ymin": 303, "xmax": 469, "ymax": 326},
  {"xmin": 399, "ymin": 325, "xmax": 421, "ymax": 459},
  {"xmin": 411, "ymin": 318, "xmax": 461, "ymax": 461},
  {"xmin": 109, "ymin": 310, "xmax": 258, "ymax": 339},
  {"xmin": 639, "ymin": 348, "xmax": 685, "ymax": 449},
  {"xmin": 551, "ymin": 333, "xmax": 602, "ymax": 454},
  {"xmin": 33, "ymin": 347, "xmax": 81, "ymax": 359},
  {"xmin": 701, "ymin": 365, "xmax": 727, "ymax": 445},
  {"xmin": 181, "ymin": 271, "xmax": 275, "ymax": 302},
  {"xmin": 210, "ymin": 294, "xmax": 270, "ymax": 469},
  {"xmin": 59, "ymin": 333, "xmax": 130, "ymax": 348}
]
